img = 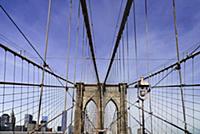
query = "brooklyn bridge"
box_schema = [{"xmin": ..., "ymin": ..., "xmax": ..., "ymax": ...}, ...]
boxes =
[{"xmin": 0, "ymin": 0, "xmax": 200, "ymax": 133}]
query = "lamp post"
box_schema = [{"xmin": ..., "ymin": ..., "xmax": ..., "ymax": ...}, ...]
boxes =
[{"xmin": 135, "ymin": 77, "xmax": 150, "ymax": 134}]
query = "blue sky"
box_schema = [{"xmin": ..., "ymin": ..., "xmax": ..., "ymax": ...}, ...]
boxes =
[{"xmin": 0, "ymin": 0, "xmax": 200, "ymax": 83}]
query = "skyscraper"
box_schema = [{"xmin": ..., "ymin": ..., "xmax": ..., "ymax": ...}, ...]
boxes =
[
  {"xmin": 0, "ymin": 114, "xmax": 10, "ymax": 131},
  {"xmin": 10, "ymin": 110, "xmax": 16, "ymax": 131},
  {"xmin": 41, "ymin": 116, "xmax": 48, "ymax": 132},
  {"xmin": 42, "ymin": 116, "xmax": 48, "ymax": 122},
  {"xmin": 68, "ymin": 124, "xmax": 74, "ymax": 134},
  {"xmin": 61, "ymin": 110, "xmax": 67, "ymax": 132},
  {"xmin": 24, "ymin": 114, "xmax": 33, "ymax": 128}
]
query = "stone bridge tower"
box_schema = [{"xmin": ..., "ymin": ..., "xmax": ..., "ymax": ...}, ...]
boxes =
[{"xmin": 74, "ymin": 83, "xmax": 128, "ymax": 134}]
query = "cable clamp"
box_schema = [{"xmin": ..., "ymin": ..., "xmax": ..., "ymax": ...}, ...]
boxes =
[{"xmin": 175, "ymin": 63, "xmax": 181, "ymax": 70}]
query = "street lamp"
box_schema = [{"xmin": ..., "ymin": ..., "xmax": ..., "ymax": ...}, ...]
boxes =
[{"xmin": 135, "ymin": 77, "xmax": 151, "ymax": 134}]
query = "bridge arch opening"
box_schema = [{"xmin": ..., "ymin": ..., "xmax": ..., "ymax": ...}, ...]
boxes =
[
  {"xmin": 104, "ymin": 99, "xmax": 118, "ymax": 134},
  {"xmin": 84, "ymin": 99, "xmax": 98, "ymax": 133}
]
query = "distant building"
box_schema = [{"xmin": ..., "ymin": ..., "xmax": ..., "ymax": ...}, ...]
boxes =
[
  {"xmin": 24, "ymin": 114, "xmax": 33, "ymax": 128},
  {"xmin": 57, "ymin": 126, "xmax": 62, "ymax": 131},
  {"xmin": 10, "ymin": 110, "xmax": 16, "ymax": 131},
  {"xmin": 42, "ymin": 116, "xmax": 48, "ymax": 122},
  {"xmin": 68, "ymin": 124, "xmax": 74, "ymax": 134},
  {"xmin": 0, "ymin": 114, "xmax": 10, "ymax": 131},
  {"xmin": 27, "ymin": 120, "xmax": 36, "ymax": 132},
  {"xmin": 40, "ymin": 120, "xmax": 47, "ymax": 132},
  {"xmin": 40, "ymin": 115, "xmax": 48, "ymax": 132},
  {"xmin": 15, "ymin": 125, "xmax": 25, "ymax": 131},
  {"xmin": 1, "ymin": 114, "xmax": 9, "ymax": 124},
  {"xmin": 61, "ymin": 110, "xmax": 67, "ymax": 132}
]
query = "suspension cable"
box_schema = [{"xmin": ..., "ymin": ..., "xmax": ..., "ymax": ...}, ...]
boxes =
[
  {"xmin": 63, "ymin": 0, "xmax": 73, "ymax": 132},
  {"xmin": 88, "ymin": 0, "xmax": 96, "ymax": 53},
  {"xmin": 128, "ymin": 47, "xmax": 200, "ymax": 87},
  {"xmin": 172, "ymin": 0, "xmax": 187, "ymax": 132},
  {"xmin": 64, "ymin": 0, "xmax": 72, "ymax": 110},
  {"xmin": 0, "ymin": 5, "xmax": 45, "ymax": 63},
  {"xmin": 128, "ymin": 111, "xmax": 151, "ymax": 134},
  {"xmin": 133, "ymin": 0, "xmax": 138, "ymax": 79},
  {"xmin": 37, "ymin": 0, "xmax": 52, "ymax": 128},
  {"xmin": 71, "ymin": 0, "xmax": 81, "ymax": 125},
  {"xmin": 144, "ymin": 0, "xmax": 153, "ymax": 132},
  {"xmin": 127, "ymin": 101, "xmax": 191, "ymax": 134},
  {"xmin": 0, "ymin": 5, "xmax": 75, "ymax": 86},
  {"xmin": 144, "ymin": 0, "xmax": 150, "ymax": 75},
  {"xmin": 122, "ymin": 35, "xmax": 125, "ymax": 82},
  {"xmin": 104, "ymin": 0, "xmax": 133, "ymax": 84},
  {"xmin": 80, "ymin": 0, "xmax": 100, "ymax": 83}
]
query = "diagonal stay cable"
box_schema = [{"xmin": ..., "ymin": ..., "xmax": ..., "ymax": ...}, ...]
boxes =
[
  {"xmin": 0, "ymin": 5, "xmax": 44, "ymax": 63},
  {"xmin": 0, "ymin": 43, "xmax": 74, "ymax": 85},
  {"xmin": 128, "ymin": 111, "xmax": 151, "ymax": 134},
  {"xmin": 128, "ymin": 48, "xmax": 200, "ymax": 87},
  {"xmin": 126, "ymin": 100, "xmax": 191, "ymax": 134},
  {"xmin": 80, "ymin": 0, "xmax": 100, "ymax": 83},
  {"xmin": 0, "ymin": 4, "xmax": 75, "ymax": 86},
  {"xmin": 31, "ymin": 84, "xmax": 100, "ymax": 134},
  {"xmin": 108, "ymin": 69, "xmax": 176, "ymax": 132},
  {"xmin": 104, "ymin": 0, "xmax": 133, "ymax": 84}
]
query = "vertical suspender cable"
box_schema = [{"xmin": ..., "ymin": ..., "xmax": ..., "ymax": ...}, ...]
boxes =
[
  {"xmin": 126, "ymin": 22, "xmax": 132, "ymax": 129},
  {"xmin": 0, "ymin": 5, "xmax": 75, "ymax": 86},
  {"xmin": 81, "ymin": 25, "xmax": 85, "ymax": 81},
  {"xmin": 64, "ymin": 0, "xmax": 72, "ymax": 110},
  {"xmin": 144, "ymin": 0, "xmax": 153, "ymax": 132},
  {"xmin": 0, "ymin": 5, "xmax": 44, "ymax": 63},
  {"xmin": 12, "ymin": 56, "xmax": 16, "ymax": 110},
  {"xmin": 122, "ymin": 35, "xmax": 125, "ymax": 82},
  {"xmin": 132, "ymin": 0, "xmax": 141, "ymax": 130},
  {"xmin": 2, "ymin": 51, "xmax": 7, "ymax": 114},
  {"xmin": 172, "ymin": 0, "xmax": 188, "ymax": 133},
  {"xmin": 64, "ymin": 0, "xmax": 72, "ymax": 132},
  {"xmin": 84, "ymin": 37, "xmax": 88, "ymax": 82},
  {"xmin": 37, "ymin": 0, "xmax": 52, "ymax": 127},
  {"xmin": 33, "ymin": 66, "xmax": 35, "ymax": 116},
  {"xmin": 192, "ymin": 58, "xmax": 194, "ymax": 133},
  {"xmin": 20, "ymin": 59, "xmax": 23, "ymax": 131},
  {"xmin": 117, "ymin": 52, "xmax": 119, "ymax": 82},
  {"xmin": 103, "ymin": 0, "xmax": 133, "ymax": 84},
  {"xmin": 144, "ymin": 0, "xmax": 150, "ymax": 74},
  {"xmin": 133, "ymin": 0, "xmax": 138, "ymax": 78},
  {"xmin": 126, "ymin": 22, "xmax": 130, "ymax": 83},
  {"xmin": 27, "ymin": 63, "xmax": 30, "ymax": 114},
  {"xmin": 119, "ymin": 44, "xmax": 122, "ymax": 82},
  {"xmin": 71, "ymin": 1, "xmax": 81, "ymax": 124}
]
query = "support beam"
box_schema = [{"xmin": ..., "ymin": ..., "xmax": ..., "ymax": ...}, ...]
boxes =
[
  {"xmin": 80, "ymin": 0, "xmax": 100, "ymax": 83},
  {"xmin": 104, "ymin": 0, "xmax": 133, "ymax": 84}
]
